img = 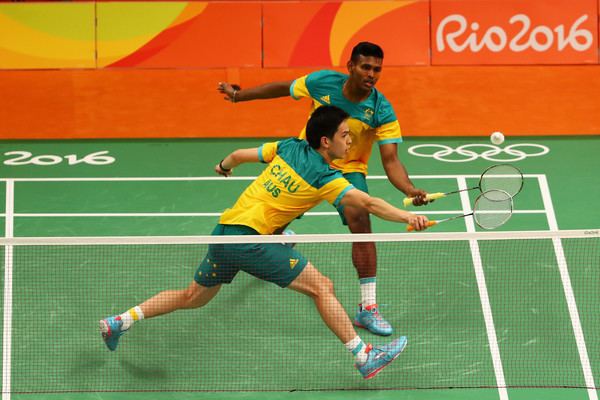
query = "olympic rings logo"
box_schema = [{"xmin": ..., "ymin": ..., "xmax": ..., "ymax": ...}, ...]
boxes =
[{"xmin": 407, "ymin": 143, "xmax": 549, "ymax": 163}]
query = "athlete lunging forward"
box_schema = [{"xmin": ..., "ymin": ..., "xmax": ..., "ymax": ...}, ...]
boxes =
[{"xmin": 100, "ymin": 106, "xmax": 429, "ymax": 379}]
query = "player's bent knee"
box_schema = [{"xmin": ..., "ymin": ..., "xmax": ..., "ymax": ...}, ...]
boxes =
[
  {"xmin": 182, "ymin": 287, "xmax": 200, "ymax": 308},
  {"xmin": 344, "ymin": 208, "xmax": 371, "ymax": 232},
  {"xmin": 316, "ymin": 275, "xmax": 335, "ymax": 298},
  {"xmin": 183, "ymin": 282, "xmax": 216, "ymax": 309}
]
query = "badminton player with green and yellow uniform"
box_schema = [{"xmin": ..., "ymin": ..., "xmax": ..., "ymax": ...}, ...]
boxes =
[
  {"xmin": 99, "ymin": 106, "xmax": 429, "ymax": 380},
  {"xmin": 217, "ymin": 42, "xmax": 430, "ymax": 336},
  {"xmin": 196, "ymin": 135, "xmax": 354, "ymax": 288}
]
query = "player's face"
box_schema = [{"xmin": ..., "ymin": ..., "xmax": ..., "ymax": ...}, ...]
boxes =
[
  {"xmin": 348, "ymin": 55, "xmax": 383, "ymax": 91},
  {"xmin": 328, "ymin": 121, "xmax": 351, "ymax": 160}
]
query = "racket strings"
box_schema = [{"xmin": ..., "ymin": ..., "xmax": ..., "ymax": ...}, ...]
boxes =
[
  {"xmin": 479, "ymin": 164, "xmax": 524, "ymax": 197},
  {"xmin": 473, "ymin": 189, "xmax": 513, "ymax": 230}
]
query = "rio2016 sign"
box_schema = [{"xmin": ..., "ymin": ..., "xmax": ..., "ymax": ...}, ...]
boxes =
[
  {"xmin": 431, "ymin": 0, "xmax": 598, "ymax": 64},
  {"xmin": 437, "ymin": 14, "xmax": 593, "ymax": 53}
]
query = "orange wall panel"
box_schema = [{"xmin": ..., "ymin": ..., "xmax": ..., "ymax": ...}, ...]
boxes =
[
  {"xmin": 263, "ymin": 0, "xmax": 430, "ymax": 67},
  {"xmin": 1, "ymin": 66, "xmax": 600, "ymax": 139}
]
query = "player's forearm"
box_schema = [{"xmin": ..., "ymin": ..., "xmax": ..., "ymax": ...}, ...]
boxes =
[
  {"xmin": 235, "ymin": 81, "xmax": 292, "ymax": 102},
  {"xmin": 220, "ymin": 152, "xmax": 240, "ymax": 171},
  {"xmin": 340, "ymin": 189, "xmax": 428, "ymax": 229},
  {"xmin": 383, "ymin": 158, "xmax": 417, "ymax": 195},
  {"xmin": 220, "ymin": 148, "xmax": 260, "ymax": 170},
  {"xmin": 363, "ymin": 196, "xmax": 412, "ymax": 223},
  {"xmin": 380, "ymin": 143, "xmax": 418, "ymax": 195}
]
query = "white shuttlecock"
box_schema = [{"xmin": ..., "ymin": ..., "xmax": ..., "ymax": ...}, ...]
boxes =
[{"xmin": 490, "ymin": 131, "xmax": 505, "ymax": 145}]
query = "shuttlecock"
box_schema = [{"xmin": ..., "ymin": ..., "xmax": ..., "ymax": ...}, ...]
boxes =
[{"xmin": 490, "ymin": 131, "xmax": 505, "ymax": 145}]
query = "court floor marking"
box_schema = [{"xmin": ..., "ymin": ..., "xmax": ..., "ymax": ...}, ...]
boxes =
[
  {"xmin": 538, "ymin": 175, "xmax": 597, "ymax": 400},
  {"xmin": 458, "ymin": 176, "xmax": 508, "ymax": 400},
  {"xmin": 2, "ymin": 179, "xmax": 13, "ymax": 400},
  {"xmin": 0, "ymin": 173, "xmax": 586, "ymax": 400},
  {"xmin": 0, "ymin": 174, "xmax": 544, "ymax": 220}
]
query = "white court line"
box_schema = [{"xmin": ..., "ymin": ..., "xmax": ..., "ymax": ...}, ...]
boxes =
[
  {"xmin": 2, "ymin": 180, "xmax": 13, "ymax": 400},
  {"xmin": 458, "ymin": 177, "xmax": 508, "ymax": 400},
  {"xmin": 538, "ymin": 176, "xmax": 597, "ymax": 399},
  {"xmin": 0, "ymin": 174, "xmax": 543, "ymax": 182}
]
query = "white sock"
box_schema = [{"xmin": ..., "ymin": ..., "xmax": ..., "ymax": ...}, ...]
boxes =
[
  {"xmin": 345, "ymin": 336, "xmax": 368, "ymax": 364},
  {"xmin": 119, "ymin": 306, "xmax": 144, "ymax": 330},
  {"xmin": 360, "ymin": 278, "xmax": 376, "ymax": 307}
]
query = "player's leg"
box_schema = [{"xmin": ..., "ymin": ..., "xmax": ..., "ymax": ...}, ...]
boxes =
[
  {"xmin": 138, "ymin": 281, "xmax": 221, "ymax": 318},
  {"xmin": 340, "ymin": 172, "xmax": 392, "ymax": 336},
  {"xmin": 99, "ymin": 282, "xmax": 220, "ymax": 351},
  {"xmin": 246, "ymin": 241, "xmax": 407, "ymax": 379},
  {"xmin": 287, "ymin": 262, "xmax": 407, "ymax": 379},
  {"xmin": 287, "ymin": 262, "xmax": 355, "ymax": 343},
  {"xmin": 100, "ymin": 226, "xmax": 240, "ymax": 351},
  {"xmin": 99, "ymin": 278, "xmax": 221, "ymax": 351}
]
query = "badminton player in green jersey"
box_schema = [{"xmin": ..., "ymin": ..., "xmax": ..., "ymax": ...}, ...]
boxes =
[
  {"xmin": 100, "ymin": 106, "xmax": 429, "ymax": 380},
  {"xmin": 217, "ymin": 42, "xmax": 429, "ymax": 336}
]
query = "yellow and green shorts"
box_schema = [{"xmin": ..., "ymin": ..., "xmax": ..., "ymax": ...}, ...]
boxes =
[{"xmin": 195, "ymin": 224, "xmax": 308, "ymax": 288}]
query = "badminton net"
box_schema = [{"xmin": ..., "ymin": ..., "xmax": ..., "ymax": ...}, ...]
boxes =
[{"xmin": 0, "ymin": 229, "xmax": 598, "ymax": 393}]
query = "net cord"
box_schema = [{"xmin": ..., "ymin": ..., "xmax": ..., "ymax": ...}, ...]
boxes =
[{"xmin": 0, "ymin": 229, "xmax": 598, "ymax": 246}]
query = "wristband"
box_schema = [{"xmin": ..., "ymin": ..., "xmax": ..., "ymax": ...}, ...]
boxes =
[{"xmin": 219, "ymin": 160, "xmax": 231, "ymax": 172}]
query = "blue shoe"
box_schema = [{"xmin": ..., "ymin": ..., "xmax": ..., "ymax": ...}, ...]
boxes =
[
  {"xmin": 356, "ymin": 336, "xmax": 407, "ymax": 379},
  {"xmin": 99, "ymin": 315, "xmax": 126, "ymax": 351},
  {"xmin": 354, "ymin": 304, "xmax": 393, "ymax": 336}
]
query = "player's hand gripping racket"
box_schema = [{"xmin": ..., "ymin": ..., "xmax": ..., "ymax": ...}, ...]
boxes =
[
  {"xmin": 407, "ymin": 189, "xmax": 513, "ymax": 231},
  {"xmin": 403, "ymin": 164, "xmax": 523, "ymax": 207}
]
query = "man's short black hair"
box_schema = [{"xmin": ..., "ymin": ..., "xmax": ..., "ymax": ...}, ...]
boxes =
[
  {"xmin": 306, "ymin": 106, "xmax": 349, "ymax": 149},
  {"xmin": 350, "ymin": 42, "xmax": 384, "ymax": 63}
]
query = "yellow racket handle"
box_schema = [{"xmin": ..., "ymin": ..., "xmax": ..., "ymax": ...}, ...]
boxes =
[
  {"xmin": 406, "ymin": 220, "xmax": 438, "ymax": 232},
  {"xmin": 402, "ymin": 192, "xmax": 446, "ymax": 207}
]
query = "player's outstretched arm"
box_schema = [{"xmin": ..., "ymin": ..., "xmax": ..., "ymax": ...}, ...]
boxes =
[
  {"xmin": 340, "ymin": 188, "xmax": 429, "ymax": 230},
  {"xmin": 217, "ymin": 80, "xmax": 294, "ymax": 103},
  {"xmin": 379, "ymin": 142, "xmax": 429, "ymax": 206},
  {"xmin": 215, "ymin": 148, "xmax": 260, "ymax": 177}
]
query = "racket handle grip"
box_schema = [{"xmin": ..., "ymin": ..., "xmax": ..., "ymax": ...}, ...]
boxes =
[
  {"xmin": 426, "ymin": 192, "xmax": 446, "ymax": 202},
  {"xmin": 407, "ymin": 220, "xmax": 438, "ymax": 232},
  {"xmin": 403, "ymin": 192, "xmax": 446, "ymax": 207}
]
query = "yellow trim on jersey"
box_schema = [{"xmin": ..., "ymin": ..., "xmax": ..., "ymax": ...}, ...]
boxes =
[
  {"xmin": 291, "ymin": 75, "xmax": 310, "ymax": 99},
  {"xmin": 376, "ymin": 120, "xmax": 402, "ymax": 142},
  {"xmin": 260, "ymin": 141, "xmax": 278, "ymax": 163}
]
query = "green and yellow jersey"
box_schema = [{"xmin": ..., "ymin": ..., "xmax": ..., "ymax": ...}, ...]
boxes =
[
  {"xmin": 219, "ymin": 138, "xmax": 354, "ymax": 234},
  {"xmin": 290, "ymin": 70, "xmax": 401, "ymax": 175}
]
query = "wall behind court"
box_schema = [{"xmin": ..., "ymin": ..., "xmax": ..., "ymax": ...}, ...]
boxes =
[
  {"xmin": 0, "ymin": 0, "xmax": 597, "ymax": 68},
  {"xmin": 0, "ymin": 0, "xmax": 599, "ymax": 138}
]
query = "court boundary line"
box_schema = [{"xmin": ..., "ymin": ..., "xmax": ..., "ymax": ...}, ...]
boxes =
[
  {"xmin": 2, "ymin": 180, "xmax": 13, "ymax": 400},
  {"xmin": 538, "ymin": 176, "xmax": 597, "ymax": 400},
  {"xmin": 458, "ymin": 177, "xmax": 508, "ymax": 400}
]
